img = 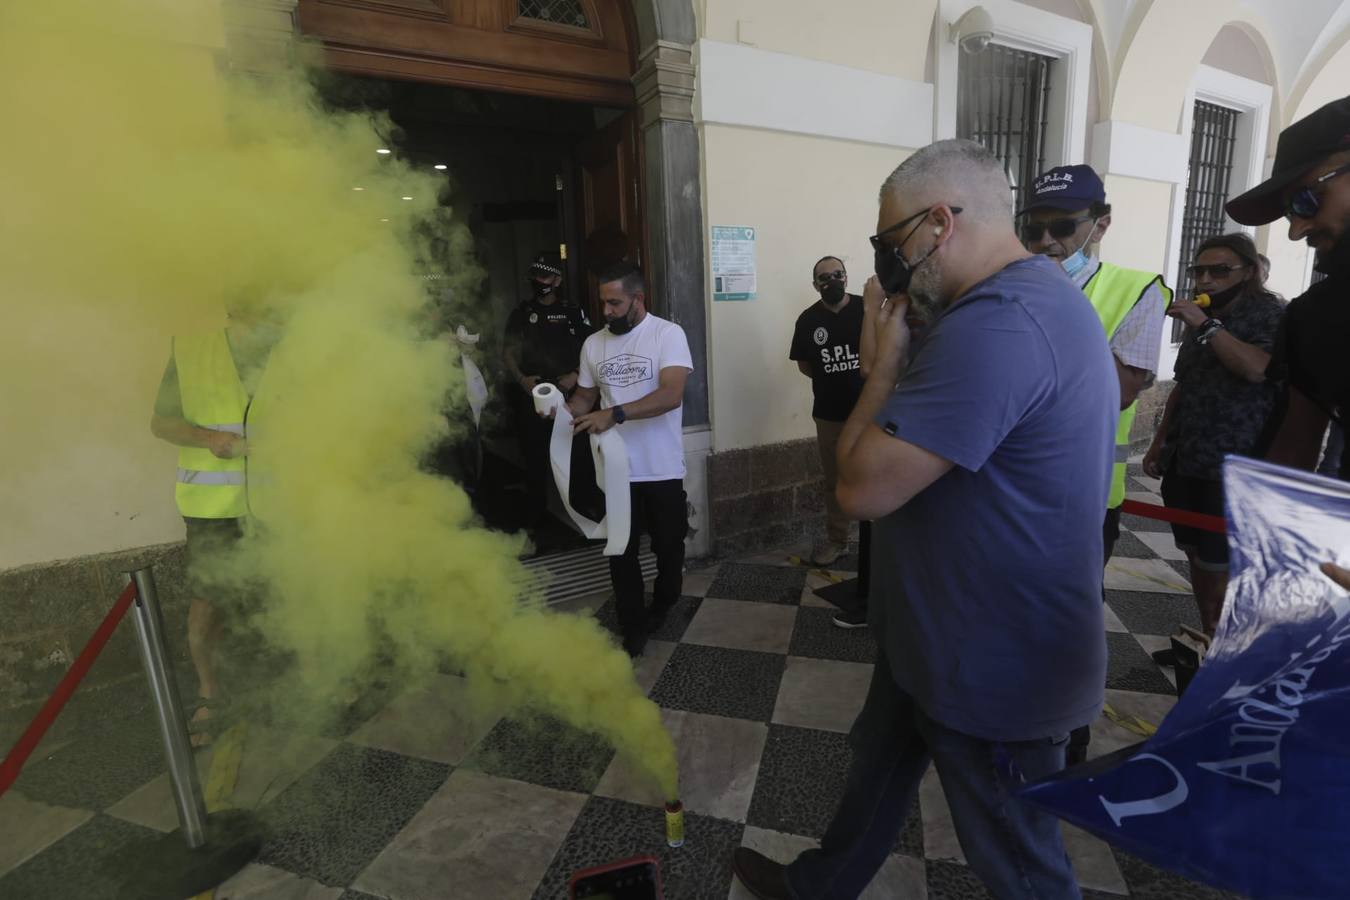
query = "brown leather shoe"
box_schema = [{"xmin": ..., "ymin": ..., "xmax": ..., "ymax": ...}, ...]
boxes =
[{"xmin": 732, "ymin": 847, "xmax": 794, "ymax": 899}]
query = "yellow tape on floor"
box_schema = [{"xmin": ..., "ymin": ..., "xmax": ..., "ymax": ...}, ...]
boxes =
[
  {"xmin": 191, "ymin": 720, "xmax": 247, "ymax": 900},
  {"xmin": 1102, "ymin": 703, "xmax": 1158, "ymax": 737}
]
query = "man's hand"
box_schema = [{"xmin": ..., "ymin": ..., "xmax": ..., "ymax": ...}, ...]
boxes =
[
  {"xmin": 205, "ymin": 431, "xmax": 247, "ymax": 459},
  {"xmin": 519, "ymin": 374, "xmax": 541, "ymax": 392},
  {"xmin": 558, "ymin": 372, "xmax": 579, "ymax": 392},
  {"xmin": 572, "ymin": 408, "xmax": 616, "ymax": 435},
  {"xmin": 1141, "ymin": 441, "xmax": 1165, "ymax": 479},
  {"xmin": 862, "ymin": 275, "xmax": 885, "ymax": 315},
  {"xmin": 1167, "ymin": 298, "xmax": 1209, "ymax": 329},
  {"xmin": 1322, "ymin": 562, "xmax": 1350, "ymax": 592},
  {"xmin": 872, "ymin": 294, "xmax": 913, "ymax": 376}
]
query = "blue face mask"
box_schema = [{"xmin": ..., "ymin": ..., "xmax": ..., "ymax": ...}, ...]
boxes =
[{"xmin": 1061, "ymin": 247, "xmax": 1090, "ymax": 278}]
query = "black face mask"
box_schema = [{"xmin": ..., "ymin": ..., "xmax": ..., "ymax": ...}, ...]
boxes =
[
  {"xmin": 531, "ymin": 280, "xmax": 555, "ymax": 298},
  {"xmin": 873, "ymin": 210, "xmax": 944, "ymax": 296},
  {"xmin": 607, "ymin": 298, "xmax": 637, "ymax": 335},
  {"xmin": 1204, "ymin": 283, "xmax": 1244, "ymax": 311},
  {"xmin": 820, "ymin": 281, "xmax": 846, "ymax": 305}
]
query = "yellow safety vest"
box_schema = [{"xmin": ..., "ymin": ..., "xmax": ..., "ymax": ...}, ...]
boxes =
[
  {"xmin": 1082, "ymin": 262, "xmax": 1173, "ymax": 509},
  {"xmin": 173, "ymin": 331, "xmax": 249, "ymax": 519}
]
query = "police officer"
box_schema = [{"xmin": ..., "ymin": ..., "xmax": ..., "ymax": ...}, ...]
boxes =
[{"xmin": 503, "ymin": 255, "xmax": 591, "ymax": 536}]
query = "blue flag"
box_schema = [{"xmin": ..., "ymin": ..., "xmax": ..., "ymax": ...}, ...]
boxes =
[{"xmin": 1021, "ymin": 456, "xmax": 1350, "ymax": 900}]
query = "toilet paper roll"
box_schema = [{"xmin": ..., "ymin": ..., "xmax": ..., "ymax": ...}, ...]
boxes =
[{"xmin": 531, "ymin": 382, "xmax": 632, "ymax": 555}]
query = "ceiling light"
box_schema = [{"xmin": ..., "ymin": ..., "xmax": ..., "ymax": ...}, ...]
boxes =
[
  {"xmin": 379, "ymin": 218, "xmax": 390, "ymax": 222},
  {"xmin": 352, "ymin": 186, "xmax": 364, "ymax": 191},
  {"xmin": 376, "ymin": 148, "xmax": 391, "ymax": 155},
  {"xmin": 402, "ymin": 196, "xmax": 413, "ymax": 200},
  {"xmin": 434, "ymin": 164, "xmax": 447, "ymax": 170}
]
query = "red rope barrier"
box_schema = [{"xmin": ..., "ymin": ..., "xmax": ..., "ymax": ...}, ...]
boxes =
[
  {"xmin": 1120, "ymin": 499, "xmax": 1227, "ymax": 535},
  {"xmin": 0, "ymin": 581, "xmax": 137, "ymax": 799}
]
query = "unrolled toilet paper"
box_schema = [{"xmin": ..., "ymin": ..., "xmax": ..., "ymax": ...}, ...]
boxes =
[{"xmin": 532, "ymin": 382, "xmax": 631, "ymax": 556}]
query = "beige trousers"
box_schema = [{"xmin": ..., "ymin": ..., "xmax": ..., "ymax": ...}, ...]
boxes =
[{"xmin": 814, "ymin": 418, "xmax": 851, "ymax": 546}]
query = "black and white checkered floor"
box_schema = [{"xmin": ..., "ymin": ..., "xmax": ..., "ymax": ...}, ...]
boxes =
[{"xmin": 0, "ymin": 463, "xmax": 1239, "ymax": 899}]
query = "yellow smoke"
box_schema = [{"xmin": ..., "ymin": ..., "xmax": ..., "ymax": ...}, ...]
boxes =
[{"xmin": 0, "ymin": 0, "xmax": 677, "ymax": 800}]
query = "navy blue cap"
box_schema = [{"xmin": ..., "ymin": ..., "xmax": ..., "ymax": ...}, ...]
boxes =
[{"xmin": 1019, "ymin": 164, "xmax": 1106, "ymax": 215}]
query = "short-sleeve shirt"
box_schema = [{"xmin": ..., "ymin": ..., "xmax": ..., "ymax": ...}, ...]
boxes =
[
  {"xmin": 1170, "ymin": 292, "xmax": 1285, "ymax": 481},
  {"xmin": 504, "ymin": 298, "xmax": 590, "ymax": 381},
  {"xmin": 1072, "ymin": 257, "xmax": 1168, "ymax": 376},
  {"xmin": 789, "ymin": 294, "xmax": 865, "ymax": 421},
  {"xmin": 578, "ymin": 314, "xmax": 693, "ymax": 482},
  {"xmin": 1264, "ymin": 276, "xmax": 1349, "ymax": 477},
  {"xmin": 871, "ymin": 255, "xmax": 1117, "ymax": 742}
]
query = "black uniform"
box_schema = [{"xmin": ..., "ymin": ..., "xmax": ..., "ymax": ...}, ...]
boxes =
[{"xmin": 504, "ymin": 297, "xmax": 591, "ymax": 529}]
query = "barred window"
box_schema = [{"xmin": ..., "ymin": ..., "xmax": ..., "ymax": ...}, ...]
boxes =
[
  {"xmin": 1174, "ymin": 100, "xmax": 1240, "ymax": 340},
  {"xmin": 518, "ymin": 0, "xmax": 589, "ymax": 28},
  {"xmin": 957, "ymin": 44, "xmax": 1055, "ymax": 211}
]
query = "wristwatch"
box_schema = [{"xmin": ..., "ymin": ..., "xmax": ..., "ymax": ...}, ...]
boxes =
[
  {"xmin": 612, "ymin": 405, "xmax": 627, "ymax": 424},
  {"xmin": 1194, "ymin": 318, "xmax": 1224, "ymax": 346}
]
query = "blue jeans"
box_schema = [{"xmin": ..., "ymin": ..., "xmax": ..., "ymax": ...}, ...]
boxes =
[{"xmin": 786, "ymin": 654, "xmax": 1080, "ymax": 899}]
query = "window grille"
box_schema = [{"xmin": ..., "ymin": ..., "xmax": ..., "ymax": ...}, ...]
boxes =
[
  {"xmin": 518, "ymin": 0, "xmax": 589, "ymax": 28},
  {"xmin": 1173, "ymin": 100, "xmax": 1240, "ymax": 340},
  {"xmin": 957, "ymin": 44, "xmax": 1055, "ymax": 212}
]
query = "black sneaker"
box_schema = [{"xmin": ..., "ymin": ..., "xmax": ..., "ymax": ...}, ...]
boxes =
[
  {"xmin": 647, "ymin": 600, "xmax": 675, "ymax": 635},
  {"xmin": 832, "ymin": 606, "xmax": 868, "ymax": 629},
  {"xmin": 1151, "ymin": 647, "xmax": 1179, "ymax": 668}
]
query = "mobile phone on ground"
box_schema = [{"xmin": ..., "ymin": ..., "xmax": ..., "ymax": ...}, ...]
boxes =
[{"xmin": 568, "ymin": 854, "xmax": 663, "ymax": 899}]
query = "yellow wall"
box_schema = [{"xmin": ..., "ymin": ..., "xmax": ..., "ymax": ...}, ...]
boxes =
[
  {"xmin": 1099, "ymin": 175, "xmax": 1177, "ymax": 276},
  {"xmin": 699, "ymin": 123, "xmax": 909, "ymax": 451},
  {"xmin": 697, "ymin": 0, "xmax": 935, "ymax": 82}
]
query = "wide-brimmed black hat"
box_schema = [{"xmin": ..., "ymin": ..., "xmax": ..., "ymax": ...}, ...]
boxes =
[{"xmin": 1227, "ymin": 96, "xmax": 1350, "ymax": 225}]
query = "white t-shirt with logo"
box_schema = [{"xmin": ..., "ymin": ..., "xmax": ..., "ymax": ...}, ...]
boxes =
[{"xmin": 578, "ymin": 314, "xmax": 694, "ymax": 482}]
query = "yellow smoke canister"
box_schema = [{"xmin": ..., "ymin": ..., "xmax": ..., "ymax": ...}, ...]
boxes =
[
  {"xmin": 1195, "ymin": 292, "xmax": 1211, "ymax": 309},
  {"xmin": 665, "ymin": 800, "xmax": 685, "ymax": 848}
]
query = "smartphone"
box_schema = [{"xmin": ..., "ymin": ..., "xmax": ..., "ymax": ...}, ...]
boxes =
[{"xmin": 568, "ymin": 855, "xmax": 663, "ymax": 900}]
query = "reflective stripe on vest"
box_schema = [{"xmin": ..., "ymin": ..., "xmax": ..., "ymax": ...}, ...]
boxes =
[
  {"xmin": 1082, "ymin": 263, "xmax": 1174, "ymax": 509},
  {"xmin": 177, "ymin": 468, "xmax": 245, "ymax": 486},
  {"xmin": 173, "ymin": 331, "xmax": 250, "ymax": 519}
]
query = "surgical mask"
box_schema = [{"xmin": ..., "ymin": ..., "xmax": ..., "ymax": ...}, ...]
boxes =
[
  {"xmin": 1061, "ymin": 248, "xmax": 1091, "ymax": 278},
  {"xmin": 531, "ymin": 279, "xmax": 554, "ymax": 298},
  {"xmin": 607, "ymin": 298, "xmax": 637, "ymax": 335},
  {"xmin": 1058, "ymin": 220, "xmax": 1098, "ymax": 279},
  {"xmin": 820, "ymin": 281, "xmax": 846, "ymax": 305}
]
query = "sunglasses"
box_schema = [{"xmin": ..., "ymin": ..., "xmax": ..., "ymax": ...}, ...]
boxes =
[
  {"xmin": 1187, "ymin": 263, "xmax": 1249, "ymax": 280},
  {"xmin": 870, "ymin": 206, "xmax": 964, "ymax": 256},
  {"xmin": 1285, "ymin": 162, "xmax": 1350, "ymax": 220},
  {"xmin": 814, "ymin": 270, "xmax": 846, "ymax": 284},
  {"xmin": 1018, "ymin": 216, "xmax": 1095, "ymax": 243}
]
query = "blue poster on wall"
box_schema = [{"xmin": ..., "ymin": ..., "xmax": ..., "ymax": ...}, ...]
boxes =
[{"xmin": 1021, "ymin": 456, "xmax": 1350, "ymax": 900}]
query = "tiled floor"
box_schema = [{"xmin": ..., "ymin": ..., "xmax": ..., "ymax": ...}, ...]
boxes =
[{"xmin": 0, "ymin": 463, "xmax": 1238, "ymax": 899}]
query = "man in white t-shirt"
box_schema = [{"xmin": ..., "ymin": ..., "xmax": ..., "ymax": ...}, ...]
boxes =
[{"xmin": 562, "ymin": 261, "xmax": 694, "ymax": 657}]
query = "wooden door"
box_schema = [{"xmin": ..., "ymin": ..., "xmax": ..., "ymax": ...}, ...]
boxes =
[{"xmin": 574, "ymin": 111, "xmax": 644, "ymax": 320}]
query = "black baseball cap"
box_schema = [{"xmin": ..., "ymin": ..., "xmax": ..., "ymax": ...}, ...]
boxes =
[
  {"xmin": 1227, "ymin": 96, "xmax": 1350, "ymax": 226},
  {"xmin": 1017, "ymin": 165, "xmax": 1107, "ymax": 215}
]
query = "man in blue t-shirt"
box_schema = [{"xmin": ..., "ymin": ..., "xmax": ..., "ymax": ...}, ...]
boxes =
[{"xmin": 734, "ymin": 140, "xmax": 1117, "ymax": 900}]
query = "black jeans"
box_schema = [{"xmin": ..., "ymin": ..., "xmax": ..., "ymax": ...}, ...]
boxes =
[
  {"xmin": 610, "ymin": 479, "xmax": 688, "ymax": 638},
  {"xmin": 513, "ymin": 389, "xmax": 554, "ymax": 528}
]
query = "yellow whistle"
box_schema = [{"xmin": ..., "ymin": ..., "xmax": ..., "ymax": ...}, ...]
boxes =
[{"xmin": 1195, "ymin": 293, "xmax": 1211, "ymax": 309}]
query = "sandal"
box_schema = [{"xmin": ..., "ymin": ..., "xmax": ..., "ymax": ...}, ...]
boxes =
[{"xmin": 187, "ymin": 696, "xmax": 229, "ymax": 748}]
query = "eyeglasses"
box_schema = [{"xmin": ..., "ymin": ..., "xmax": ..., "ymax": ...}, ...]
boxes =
[
  {"xmin": 1284, "ymin": 162, "xmax": 1350, "ymax": 220},
  {"xmin": 1187, "ymin": 263, "xmax": 1249, "ymax": 280},
  {"xmin": 1018, "ymin": 216, "xmax": 1095, "ymax": 243},
  {"xmin": 814, "ymin": 270, "xmax": 846, "ymax": 284},
  {"xmin": 870, "ymin": 206, "xmax": 964, "ymax": 256}
]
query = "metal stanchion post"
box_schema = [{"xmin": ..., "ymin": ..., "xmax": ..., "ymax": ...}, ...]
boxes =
[
  {"xmin": 129, "ymin": 566, "xmax": 208, "ymax": 848},
  {"xmin": 106, "ymin": 565, "xmax": 261, "ymax": 900}
]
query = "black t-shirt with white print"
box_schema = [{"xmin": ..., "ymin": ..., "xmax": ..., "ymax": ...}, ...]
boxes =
[{"xmin": 790, "ymin": 293, "xmax": 865, "ymax": 422}]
